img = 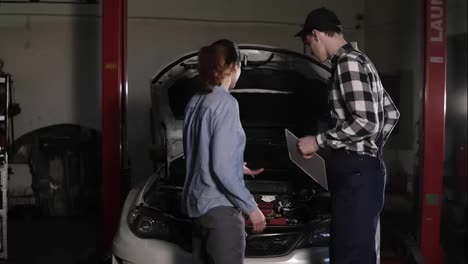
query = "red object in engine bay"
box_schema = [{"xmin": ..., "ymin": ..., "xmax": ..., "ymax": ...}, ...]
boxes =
[{"xmin": 244, "ymin": 200, "xmax": 288, "ymax": 226}]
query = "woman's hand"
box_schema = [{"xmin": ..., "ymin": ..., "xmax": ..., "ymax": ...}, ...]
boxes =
[
  {"xmin": 249, "ymin": 207, "xmax": 266, "ymax": 233},
  {"xmin": 243, "ymin": 162, "xmax": 264, "ymax": 178}
]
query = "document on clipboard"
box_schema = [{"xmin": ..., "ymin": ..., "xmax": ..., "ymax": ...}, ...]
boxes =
[{"xmin": 285, "ymin": 129, "xmax": 328, "ymax": 191}]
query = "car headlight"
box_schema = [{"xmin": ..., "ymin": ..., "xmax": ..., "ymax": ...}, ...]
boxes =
[
  {"xmin": 298, "ymin": 218, "xmax": 330, "ymax": 247},
  {"xmin": 127, "ymin": 206, "xmax": 172, "ymax": 240}
]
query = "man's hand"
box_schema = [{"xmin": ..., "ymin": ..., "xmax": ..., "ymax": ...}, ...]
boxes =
[
  {"xmin": 249, "ymin": 207, "xmax": 266, "ymax": 233},
  {"xmin": 297, "ymin": 136, "xmax": 319, "ymax": 159},
  {"xmin": 243, "ymin": 162, "xmax": 264, "ymax": 178}
]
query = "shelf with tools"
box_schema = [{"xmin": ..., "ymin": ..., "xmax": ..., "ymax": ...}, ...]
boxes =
[{"xmin": 0, "ymin": 74, "xmax": 9, "ymax": 260}]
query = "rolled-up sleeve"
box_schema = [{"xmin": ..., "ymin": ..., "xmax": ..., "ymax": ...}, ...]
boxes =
[
  {"xmin": 382, "ymin": 89, "xmax": 400, "ymax": 143},
  {"xmin": 210, "ymin": 99, "xmax": 257, "ymax": 215}
]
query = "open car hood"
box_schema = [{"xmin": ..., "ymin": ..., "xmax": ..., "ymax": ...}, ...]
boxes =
[{"xmin": 150, "ymin": 44, "xmax": 332, "ymax": 164}]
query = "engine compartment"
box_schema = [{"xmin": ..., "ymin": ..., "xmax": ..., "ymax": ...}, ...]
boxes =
[
  {"xmin": 139, "ymin": 176, "xmax": 330, "ymax": 256},
  {"xmin": 149, "ymin": 150, "xmax": 331, "ymax": 227},
  {"xmin": 243, "ymin": 181, "xmax": 330, "ymax": 227},
  {"xmin": 249, "ymin": 194, "xmax": 302, "ymax": 226},
  {"xmin": 145, "ymin": 178, "xmax": 330, "ymax": 225}
]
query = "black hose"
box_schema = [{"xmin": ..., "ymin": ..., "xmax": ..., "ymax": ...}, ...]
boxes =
[{"xmin": 244, "ymin": 53, "xmax": 275, "ymax": 68}]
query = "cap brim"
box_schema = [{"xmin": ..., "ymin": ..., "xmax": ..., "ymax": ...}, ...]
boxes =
[{"xmin": 294, "ymin": 29, "xmax": 305, "ymax": 37}]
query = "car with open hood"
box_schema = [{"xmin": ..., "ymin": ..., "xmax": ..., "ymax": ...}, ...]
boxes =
[{"xmin": 112, "ymin": 44, "xmax": 334, "ymax": 264}]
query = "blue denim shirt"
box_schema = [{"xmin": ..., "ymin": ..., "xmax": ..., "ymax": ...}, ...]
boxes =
[{"xmin": 182, "ymin": 86, "xmax": 257, "ymax": 218}]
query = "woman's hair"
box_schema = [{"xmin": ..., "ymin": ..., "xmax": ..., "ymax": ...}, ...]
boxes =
[{"xmin": 197, "ymin": 39, "xmax": 242, "ymax": 92}]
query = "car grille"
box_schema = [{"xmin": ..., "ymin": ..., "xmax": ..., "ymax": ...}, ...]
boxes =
[{"xmin": 245, "ymin": 233, "xmax": 301, "ymax": 257}]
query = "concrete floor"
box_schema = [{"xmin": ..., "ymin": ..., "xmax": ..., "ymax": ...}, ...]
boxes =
[
  {"xmin": 2, "ymin": 204, "xmax": 465, "ymax": 264},
  {"xmin": 4, "ymin": 213, "xmax": 104, "ymax": 264}
]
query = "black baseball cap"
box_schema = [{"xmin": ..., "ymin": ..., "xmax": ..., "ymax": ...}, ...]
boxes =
[{"xmin": 295, "ymin": 7, "xmax": 342, "ymax": 38}]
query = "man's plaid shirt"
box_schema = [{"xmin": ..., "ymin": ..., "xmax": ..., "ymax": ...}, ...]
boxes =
[{"xmin": 316, "ymin": 43, "xmax": 400, "ymax": 157}]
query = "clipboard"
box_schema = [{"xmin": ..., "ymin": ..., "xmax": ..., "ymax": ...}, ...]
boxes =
[{"xmin": 285, "ymin": 129, "xmax": 328, "ymax": 191}]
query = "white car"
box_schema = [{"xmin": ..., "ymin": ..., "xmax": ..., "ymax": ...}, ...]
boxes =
[{"xmin": 112, "ymin": 45, "xmax": 334, "ymax": 264}]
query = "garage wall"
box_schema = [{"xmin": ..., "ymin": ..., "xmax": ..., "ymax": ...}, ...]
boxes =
[
  {"xmin": 4, "ymin": 0, "xmax": 460, "ymax": 186},
  {"xmin": 445, "ymin": 0, "xmax": 467, "ymax": 182},
  {"xmin": 362, "ymin": 0, "xmax": 467, "ymax": 188},
  {"xmin": 363, "ymin": 0, "xmax": 422, "ymax": 186},
  {"xmin": 3, "ymin": 0, "xmax": 463, "ymax": 188},
  {"xmin": 1, "ymin": 1, "xmax": 365, "ymax": 184},
  {"xmin": 0, "ymin": 4, "xmax": 101, "ymax": 137}
]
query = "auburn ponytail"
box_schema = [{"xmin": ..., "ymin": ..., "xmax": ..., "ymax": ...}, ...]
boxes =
[{"xmin": 197, "ymin": 39, "xmax": 242, "ymax": 92}]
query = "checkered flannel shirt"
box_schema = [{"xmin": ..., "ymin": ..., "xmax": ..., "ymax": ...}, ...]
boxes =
[{"xmin": 316, "ymin": 43, "xmax": 400, "ymax": 157}]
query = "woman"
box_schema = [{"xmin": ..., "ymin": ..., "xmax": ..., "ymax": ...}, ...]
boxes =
[{"xmin": 182, "ymin": 39, "xmax": 266, "ymax": 264}]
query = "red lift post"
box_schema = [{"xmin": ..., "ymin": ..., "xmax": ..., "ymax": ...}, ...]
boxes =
[
  {"xmin": 420, "ymin": 0, "xmax": 447, "ymax": 263},
  {"xmin": 101, "ymin": 0, "xmax": 128, "ymax": 253}
]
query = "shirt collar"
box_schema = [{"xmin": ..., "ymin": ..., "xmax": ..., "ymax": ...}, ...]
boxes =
[
  {"xmin": 213, "ymin": 85, "xmax": 228, "ymax": 93},
  {"xmin": 330, "ymin": 42, "xmax": 354, "ymax": 65}
]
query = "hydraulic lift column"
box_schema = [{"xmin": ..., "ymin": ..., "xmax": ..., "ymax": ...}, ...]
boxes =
[
  {"xmin": 101, "ymin": 0, "xmax": 128, "ymax": 253},
  {"xmin": 420, "ymin": 0, "xmax": 447, "ymax": 263}
]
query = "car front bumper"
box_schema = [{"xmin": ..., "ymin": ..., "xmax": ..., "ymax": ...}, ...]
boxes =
[{"xmin": 113, "ymin": 188, "xmax": 329, "ymax": 264}]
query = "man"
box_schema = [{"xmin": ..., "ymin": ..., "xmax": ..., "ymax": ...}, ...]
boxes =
[{"xmin": 294, "ymin": 7, "xmax": 400, "ymax": 264}]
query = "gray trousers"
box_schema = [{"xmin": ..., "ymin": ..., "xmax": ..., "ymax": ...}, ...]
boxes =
[{"xmin": 192, "ymin": 206, "xmax": 246, "ymax": 264}]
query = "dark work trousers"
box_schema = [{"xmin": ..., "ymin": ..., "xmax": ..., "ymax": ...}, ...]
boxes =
[
  {"xmin": 327, "ymin": 144, "xmax": 386, "ymax": 264},
  {"xmin": 192, "ymin": 206, "xmax": 246, "ymax": 264}
]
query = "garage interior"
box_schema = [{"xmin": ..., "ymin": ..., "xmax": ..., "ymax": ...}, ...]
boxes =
[{"xmin": 0, "ymin": 0, "xmax": 466, "ymax": 264}]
